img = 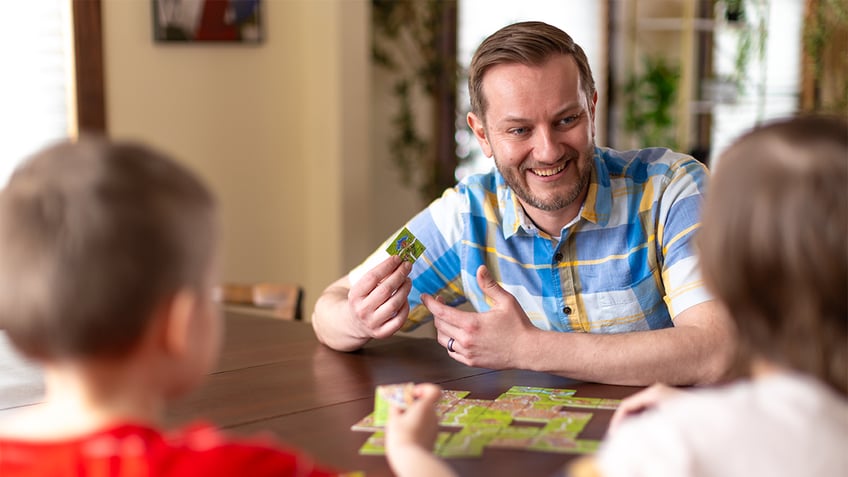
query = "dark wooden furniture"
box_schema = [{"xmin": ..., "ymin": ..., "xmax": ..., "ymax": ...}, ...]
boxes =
[
  {"xmin": 0, "ymin": 312, "xmax": 642, "ymax": 477},
  {"xmin": 214, "ymin": 282, "xmax": 304, "ymax": 320}
]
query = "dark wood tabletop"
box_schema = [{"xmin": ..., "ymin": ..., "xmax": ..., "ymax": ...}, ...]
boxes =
[{"xmin": 0, "ymin": 311, "xmax": 643, "ymax": 477}]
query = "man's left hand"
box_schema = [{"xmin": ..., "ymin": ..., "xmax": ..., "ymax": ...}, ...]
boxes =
[{"xmin": 422, "ymin": 265, "xmax": 539, "ymax": 369}]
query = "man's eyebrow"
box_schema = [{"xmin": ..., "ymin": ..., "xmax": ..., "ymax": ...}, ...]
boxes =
[
  {"xmin": 499, "ymin": 115, "xmax": 530, "ymax": 125},
  {"xmin": 497, "ymin": 104, "xmax": 583, "ymax": 125}
]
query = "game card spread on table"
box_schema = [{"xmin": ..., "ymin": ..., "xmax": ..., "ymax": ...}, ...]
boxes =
[
  {"xmin": 386, "ymin": 227, "xmax": 426, "ymax": 263},
  {"xmin": 353, "ymin": 385, "xmax": 621, "ymax": 458}
]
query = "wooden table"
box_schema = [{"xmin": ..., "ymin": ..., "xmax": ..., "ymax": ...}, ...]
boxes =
[{"xmin": 0, "ymin": 312, "xmax": 642, "ymax": 477}]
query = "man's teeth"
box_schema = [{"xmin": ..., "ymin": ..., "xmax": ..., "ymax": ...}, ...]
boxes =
[{"xmin": 531, "ymin": 163, "xmax": 566, "ymax": 177}]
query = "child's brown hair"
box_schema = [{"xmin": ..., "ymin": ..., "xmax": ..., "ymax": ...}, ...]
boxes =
[
  {"xmin": 698, "ymin": 115, "xmax": 847, "ymax": 395},
  {"xmin": 0, "ymin": 137, "xmax": 217, "ymax": 361}
]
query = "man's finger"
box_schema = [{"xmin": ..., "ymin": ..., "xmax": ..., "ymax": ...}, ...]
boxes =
[
  {"xmin": 422, "ymin": 294, "xmax": 465, "ymax": 340},
  {"xmin": 420, "ymin": 293, "xmax": 446, "ymax": 313},
  {"xmin": 351, "ymin": 255, "xmax": 404, "ymax": 297},
  {"xmin": 476, "ymin": 265, "xmax": 508, "ymax": 304},
  {"xmin": 422, "ymin": 294, "xmax": 462, "ymax": 324},
  {"xmin": 354, "ymin": 259, "xmax": 410, "ymax": 312}
]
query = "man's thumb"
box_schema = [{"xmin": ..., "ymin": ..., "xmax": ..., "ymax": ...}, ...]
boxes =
[{"xmin": 476, "ymin": 265, "xmax": 505, "ymax": 305}]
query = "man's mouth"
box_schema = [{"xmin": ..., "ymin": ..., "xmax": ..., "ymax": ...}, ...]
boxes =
[{"xmin": 529, "ymin": 162, "xmax": 566, "ymax": 177}]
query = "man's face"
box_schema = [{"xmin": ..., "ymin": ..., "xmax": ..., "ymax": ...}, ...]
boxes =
[{"xmin": 468, "ymin": 55, "xmax": 597, "ymax": 218}]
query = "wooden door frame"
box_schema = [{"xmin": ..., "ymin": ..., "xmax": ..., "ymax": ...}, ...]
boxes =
[{"xmin": 72, "ymin": 0, "xmax": 107, "ymax": 134}]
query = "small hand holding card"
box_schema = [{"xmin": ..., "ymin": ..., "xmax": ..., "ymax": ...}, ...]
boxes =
[{"xmin": 373, "ymin": 382, "xmax": 416, "ymax": 426}]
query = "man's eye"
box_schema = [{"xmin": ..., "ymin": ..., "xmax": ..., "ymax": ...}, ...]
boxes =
[
  {"xmin": 559, "ymin": 114, "xmax": 579, "ymax": 126},
  {"xmin": 508, "ymin": 127, "xmax": 528, "ymax": 136}
]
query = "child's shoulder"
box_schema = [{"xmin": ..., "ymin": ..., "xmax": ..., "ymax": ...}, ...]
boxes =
[
  {"xmin": 597, "ymin": 374, "xmax": 848, "ymax": 477},
  {"xmin": 0, "ymin": 421, "xmax": 337, "ymax": 477}
]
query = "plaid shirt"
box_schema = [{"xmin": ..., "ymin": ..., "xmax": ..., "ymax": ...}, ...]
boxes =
[{"xmin": 350, "ymin": 147, "xmax": 712, "ymax": 333}]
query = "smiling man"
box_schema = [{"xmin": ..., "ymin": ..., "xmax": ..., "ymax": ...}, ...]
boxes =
[{"xmin": 312, "ymin": 21, "xmax": 735, "ymax": 387}]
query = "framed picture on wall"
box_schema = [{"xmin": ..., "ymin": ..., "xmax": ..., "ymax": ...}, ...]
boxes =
[{"xmin": 152, "ymin": 0, "xmax": 263, "ymax": 43}]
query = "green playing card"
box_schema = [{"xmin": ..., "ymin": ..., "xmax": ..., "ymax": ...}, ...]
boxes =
[{"xmin": 386, "ymin": 227, "xmax": 426, "ymax": 263}]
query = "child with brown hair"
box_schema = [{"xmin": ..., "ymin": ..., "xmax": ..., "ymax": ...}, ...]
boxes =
[
  {"xmin": 571, "ymin": 115, "xmax": 848, "ymax": 476},
  {"xmin": 0, "ymin": 138, "xmax": 453, "ymax": 477}
]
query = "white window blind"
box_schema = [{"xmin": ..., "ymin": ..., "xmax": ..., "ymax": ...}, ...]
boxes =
[
  {"xmin": 0, "ymin": 0, "xmax": 75, "ymax": 187},
  {"xmin": 710, "ymin": 0, "xmax": 804, "ymax": 169}
]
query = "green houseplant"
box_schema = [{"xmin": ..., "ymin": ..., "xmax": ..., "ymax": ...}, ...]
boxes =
[
  {"xmin": 371, "ymin": 0, "xmax": 459, "ymax": 200},
  {"xmin": 622, "ymin": 55, "xmax": 680, "ymax": 149}
]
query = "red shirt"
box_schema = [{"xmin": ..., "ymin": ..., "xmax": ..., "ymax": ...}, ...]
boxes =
[{"xmin": 0, "ymin": 422, "xmax": 340, "ymax": 476}]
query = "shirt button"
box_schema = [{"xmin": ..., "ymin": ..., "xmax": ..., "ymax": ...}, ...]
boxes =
[
  {"xmin": 554, "ymin": 252, "xmax": 563, "ymax": 262},
  {"xmin": 563, "ymin": 306, "xmax": 572, "ymax": 315}
]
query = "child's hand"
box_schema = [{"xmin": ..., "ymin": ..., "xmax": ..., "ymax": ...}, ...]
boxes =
[
  {"xmin": 385, "ymin": 383, "xmax": 457, "ymax": 477},
  {"xmin": 385, "ymin": 383, "xmax": 441, "ymax": 452},
  {"xmin": 608, "ymin": 383, "xmax": 684, "ymax": 434}
]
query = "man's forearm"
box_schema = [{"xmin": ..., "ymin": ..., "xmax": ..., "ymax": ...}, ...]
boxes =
[
  {"xmin": 524, "ymin": 328, "xmax": 727, "ymax": 386},
  {"xmin": 311, "ymin": 284, "xmax": 371, "ymax": 352},
  {"xmin": 518, "ymin": 302, "xmax": 736, "ymax": 386}
]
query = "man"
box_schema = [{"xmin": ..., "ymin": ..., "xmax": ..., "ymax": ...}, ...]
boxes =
[{"xmin": 312, "ymin": 21, "xmax": 735, "ymax": 386}]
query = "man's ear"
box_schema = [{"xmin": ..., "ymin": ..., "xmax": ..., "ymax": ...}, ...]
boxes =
[
  {"xmin": 467, "ymin": 112, "xmax": 493, "ymax": 158},
  {"xmin": 161, "ymin": 289, "xmax": 198, "ymax": 357},
  {"xmin": 589, "ymin": 91, "xmax": 599, "ymax": 138}
]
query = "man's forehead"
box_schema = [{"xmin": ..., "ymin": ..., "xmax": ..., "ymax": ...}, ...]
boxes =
[
  {"xmin": 481, "ymin": 55, "xmax": 582, "ymax": 93},
  {"xmin": 480, "ymin": 56, "xmax": 587, "ymax": 122}
]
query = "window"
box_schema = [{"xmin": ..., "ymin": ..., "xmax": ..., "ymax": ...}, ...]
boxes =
[
  {"xmin": 710, "ymin": 0, "xmax": 804, "ymax": 168},
  {"xmin": 0, "ymin": 1, "xmax": 76, "ymax": 186}
]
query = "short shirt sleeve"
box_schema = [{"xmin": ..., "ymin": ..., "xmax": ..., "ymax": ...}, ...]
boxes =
[
  {"xmin": 348, "ymin": 186, "xmax": 469, "ymax": 330},
  {"xmin": 654, "ymin": 157, "xmax": 714, "ymax": 318}
]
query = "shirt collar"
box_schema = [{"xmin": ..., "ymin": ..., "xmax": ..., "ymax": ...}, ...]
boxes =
[
  {"xmin": 497, "ymin": 172, "xmax": 526, "ymax": 239},
  {"xmin": 581, "ymin": 147, "xmax": 612, "ymax": 227}
]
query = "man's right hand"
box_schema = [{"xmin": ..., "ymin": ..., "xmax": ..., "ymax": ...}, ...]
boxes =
[
  {"xmin": 348, "ymin": 255, "xmax": 413, "ymax": 339},
  {"xmin": 312, "ymin": 255, "xmax": 413, "ymax": 351}
]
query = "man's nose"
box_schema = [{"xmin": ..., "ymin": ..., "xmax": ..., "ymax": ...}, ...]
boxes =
[{"xmin": 532, "ymin": 127, "xmax": 563, "ymax": 163}]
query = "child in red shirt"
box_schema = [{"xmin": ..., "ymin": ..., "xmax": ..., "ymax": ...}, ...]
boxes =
[{"xmin": 0, "ymin": 138, "xmax": 454, "ymax": 477}]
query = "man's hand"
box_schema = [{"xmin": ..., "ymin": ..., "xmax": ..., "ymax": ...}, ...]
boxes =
[
  {"xmin": 312, "ymin": 255, "xmax": 412, "ymax": 351},
  {"xmin": 348, "ymin": 255, "xmax": 413, "ymax": 340},
  {"xmin": 422, "ymin": 265, "xmax": 539, "ymax": 369}
]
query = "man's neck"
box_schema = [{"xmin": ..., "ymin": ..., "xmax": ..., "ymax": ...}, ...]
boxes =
[{"xmin": 521, "ymin": 202, "xmax": 584, "ymax": 237}]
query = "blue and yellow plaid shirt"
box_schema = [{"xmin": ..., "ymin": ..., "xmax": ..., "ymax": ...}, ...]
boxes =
[{"xmin": 351, "ymin": 147, "xmax": 713, "ymax": 333}]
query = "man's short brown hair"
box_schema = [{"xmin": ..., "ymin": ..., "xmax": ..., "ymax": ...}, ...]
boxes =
[
  {"xmin": 467, "ymin": 21, "xmax": 596, "ymax": 120},
  {"xmin": 698, "ymin": 115, "xmax": 848, "ymax": 395},
  {"xmin": 0, "ymin": 137, "xmax": 218, "ymax": 361}
]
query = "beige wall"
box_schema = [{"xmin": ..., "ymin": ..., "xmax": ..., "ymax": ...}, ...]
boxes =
[{"xmin": 102, "ymin": 0, "xmax": 413, "ymax": 319}]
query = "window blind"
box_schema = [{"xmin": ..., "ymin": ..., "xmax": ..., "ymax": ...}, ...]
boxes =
[{"xmin": 0, "ymin": 0, "xmax": 75, "ymax": 187}]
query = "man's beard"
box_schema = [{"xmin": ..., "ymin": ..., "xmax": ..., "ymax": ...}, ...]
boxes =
[{"xmin": 495, "ymin": 143, "xmax": 594, "ymax": 212}]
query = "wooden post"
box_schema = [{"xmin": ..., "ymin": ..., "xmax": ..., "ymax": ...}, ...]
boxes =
[{"xmin": 72, "ymin": 0, "xmax": 107, "ymax": 134}]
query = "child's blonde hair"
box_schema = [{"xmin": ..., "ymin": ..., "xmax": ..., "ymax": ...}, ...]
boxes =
[
  {"xmin": 0, "ymin": 137, "xmax": 217, "ymax": 361},
  {"xmin": 699, "ymin": 115, "xmax": 847, "ymax": 395}
]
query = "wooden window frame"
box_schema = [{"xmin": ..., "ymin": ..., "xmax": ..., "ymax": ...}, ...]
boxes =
[{"xmin": 72, "ymin": 0, "xmax": 106, "ymax": 134}]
